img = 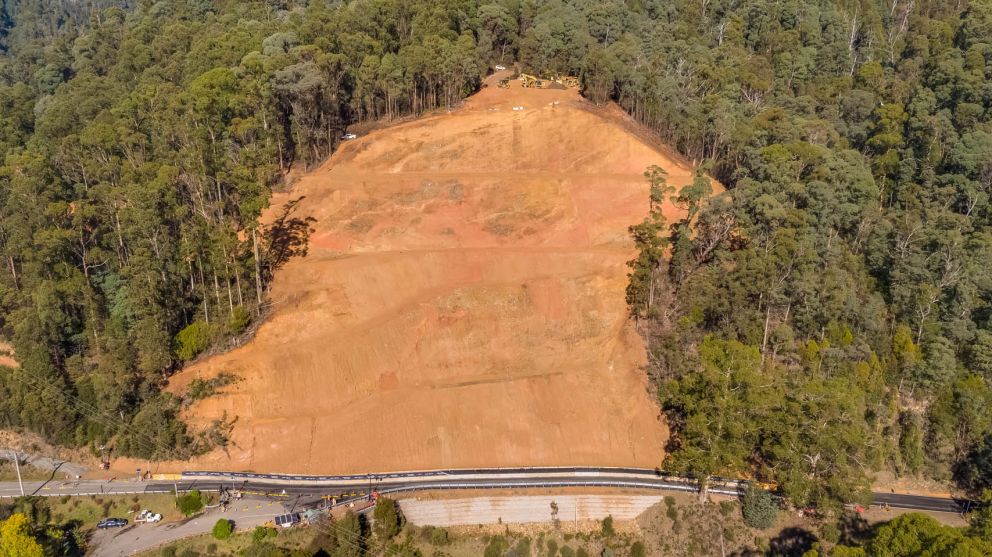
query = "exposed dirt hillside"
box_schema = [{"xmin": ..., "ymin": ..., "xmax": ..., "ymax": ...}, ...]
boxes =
[
  {"xmin": 166, "ymin": 73, "xmax": 713, "ymax": 474},
  {"xmin": 0, "ymin": 341, "xmax": 17, "ymax": 369}
]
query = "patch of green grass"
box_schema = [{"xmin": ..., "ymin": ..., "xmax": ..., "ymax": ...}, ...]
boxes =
[
  {"xmin": 144, "ymin": 522, "xmax": 318, "ymax": 557},
  {"xmin": 49, "ymin": 493, "xmax": 186, "ymax": 529},
  {"xmin": 0, "ymin": 461, "xmax": 55, "ymax": 482}
]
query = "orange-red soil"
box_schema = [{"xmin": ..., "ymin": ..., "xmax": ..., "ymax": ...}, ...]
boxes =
[{"xmin": 166, "ymin": 74, "xmax": 713, "ymax": 474}]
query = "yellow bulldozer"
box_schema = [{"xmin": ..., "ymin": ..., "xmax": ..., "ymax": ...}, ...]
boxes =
[
  {"xmin": 519, "ymin": 73, "xmax": 551, "ymax": 88},
  {"xmin": 520, "ymin": 73, "xmax": 579, "ymax": 89}
]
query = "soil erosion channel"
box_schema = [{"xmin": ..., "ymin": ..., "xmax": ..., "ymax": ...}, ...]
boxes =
[{"xmin": 170, "ymin": 75, "xmax": 707, "ymax": 474}]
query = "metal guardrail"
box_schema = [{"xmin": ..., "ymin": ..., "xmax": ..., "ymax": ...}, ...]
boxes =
[{"xmin": 183, "ymin": 466, "xmax": 667, "ymax": 482}]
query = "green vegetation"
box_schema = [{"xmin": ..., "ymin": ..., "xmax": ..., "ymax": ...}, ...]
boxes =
[
  {"xmin": 0, "ymin": 513, "xmax": 43, "ymax": 557},
  {"xmin": 0, "ymin": 0, "xmax": 484, "ymax": 460},
  {"xmin": 211, "ymin": 518, "xmax": 233, "ymax": 540},
  {"xmin": 599, "ymin": 515, "xmax": 614, "ymax": 538},
  {"xmin": 484, "ymin": 535, "xmax": 510, "ymax": 557},
  {"xmin": 1, "ymin": 493, "xmax": 180, "ymax": 556},
  {"xmin": 0, "ymin": 0, "xmax": 989, "ymax": 516},
  {"xmin": 252, "ymin": 526, "xmax": 278, "ymax": 543},
  {"xmin": 834, "ymin": 513, "xmax": 992, "ymax": 556},
  {"xmin": 183, "ymin": 372, "xmax": 238, "ymax": 406},
  {"xmin": 372, "ymin": 497, "xmax": 402, "ymax": 541},
  {"xmin": 176, "ymin": 490, "xmax": 205, "ymax": 517},
  {"xmin": 617, "ymin": 0, "xmax": 992, "ymax": 508},
  {"xmin": 174, "ymin": 322, "xmax": 213, "ymax": 362},
  {"xmin": 741, "ymin": 486, "xmax": 777, "ymax": 530}
]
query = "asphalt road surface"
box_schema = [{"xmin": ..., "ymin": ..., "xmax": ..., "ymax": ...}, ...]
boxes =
[
  {"xmin": 0, "ymin": 467, "xmax": 975, "ymax": 557},
  {"xmin": 0, "ymin": 466, "xmax": 973, "ymax": 514},
  {"xmin": 90, "ymin": 499, "xmax": 281, "ymax": 557}
]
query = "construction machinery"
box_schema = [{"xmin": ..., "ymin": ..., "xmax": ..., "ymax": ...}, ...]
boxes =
[
  {"xmin": 497, "ymin": 78, "xmax": 510, "ymax": 89},
  {"xmin": 520, "ymin": 73, "xmax": 579, "ymax": 89},
  {"xmin": 519, "ymin": 73, "xmax": 551, "ymax": 88}
]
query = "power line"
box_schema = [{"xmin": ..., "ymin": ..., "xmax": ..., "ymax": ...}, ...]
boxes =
[{"xmin": 5, "ymin": 367, "xmax": 181, "ymax": 460}]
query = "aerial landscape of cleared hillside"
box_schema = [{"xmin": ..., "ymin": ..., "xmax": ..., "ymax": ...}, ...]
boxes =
[{"xmin": 165, "ymin": 75, "xmax": 713, "ymax": 474}]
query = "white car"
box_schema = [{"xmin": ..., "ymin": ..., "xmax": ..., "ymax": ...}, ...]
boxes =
[
  {"xmin": 341, "ymin": 133, "xmax": 357, "ymax": 140},
  {"xmin": 136, "ymin": 510, "xmax": 162, "ymax": 523},
  {"xmin": 494, "ymin": 64, "xmax": 506, "ymax": 71}
]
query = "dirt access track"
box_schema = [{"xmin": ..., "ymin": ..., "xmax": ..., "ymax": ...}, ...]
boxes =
[{"xmin": 166, "ymin": 72, "xmax": 714, "ymax": 475}]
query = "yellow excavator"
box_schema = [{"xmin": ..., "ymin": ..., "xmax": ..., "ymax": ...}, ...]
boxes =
[{"xmin": 557, "ymin": 75, "xmax": 580, "ymax": 88}]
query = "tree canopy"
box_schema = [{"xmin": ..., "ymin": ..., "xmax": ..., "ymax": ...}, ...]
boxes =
[{"xmin": 0, "ymin": 0, "xmax": 991, "ymax": 511}]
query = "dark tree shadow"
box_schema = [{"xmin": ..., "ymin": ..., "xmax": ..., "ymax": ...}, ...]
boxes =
[
  {"xmin": 729, "ymin": 548, "xmax": 764, "ymax": 557},
  {"xmin": 954, "ymin": 433, "xmax": 992, "ymax": 497},
  {"xmin": 837, "ymin": 511, "xmax": 873, "ymax": 546},
  {"xmin": 263, "ymin": 196, "xmax": 316, "ymax": 282},
  {"xmin": 30, "ymin": 460, "xmax": 68, "ymax": 496},
  {"xmin": 768, "ymin": 527, "xmax": 818, "ymax": 557}
]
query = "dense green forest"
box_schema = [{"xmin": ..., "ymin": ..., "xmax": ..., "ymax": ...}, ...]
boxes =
[
  {"xmin": 617, "ymin": 0, "xmax": 992, "ymax": 511},
  {"xmin": 0, "ymin": 0, "xmax": 991, "ymax": 513}
]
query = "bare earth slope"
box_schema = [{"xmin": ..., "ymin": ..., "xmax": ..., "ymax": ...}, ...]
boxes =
[{"xmin": 169, "ymin": 76, "xmax": 705, "ymax": 474}]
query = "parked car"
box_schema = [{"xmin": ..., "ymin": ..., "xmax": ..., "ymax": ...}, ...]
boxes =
[
  {"xmin": 97, "ymin": 518, "xmax": 128, "ymax": 529},
  {"xmin": 341, "ymin": 133, "xmax": 357, "ymax": 140},
  {"xmin": 136, "ymin": 510, "xmax": 162, "ymax": 523},
  {"xmin": 494, "ymin": 64, "xmax": 506, "ymax": 70}
]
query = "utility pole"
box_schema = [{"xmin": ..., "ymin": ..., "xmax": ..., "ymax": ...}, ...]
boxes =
[{"xmin": 10, "ymin": 450, "xmax": 24, "ymax": 496}]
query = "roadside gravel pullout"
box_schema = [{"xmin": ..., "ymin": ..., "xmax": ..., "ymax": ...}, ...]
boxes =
[{"xmin": 398, "ymin": 495, "xmax": 665, "ymax": 527}]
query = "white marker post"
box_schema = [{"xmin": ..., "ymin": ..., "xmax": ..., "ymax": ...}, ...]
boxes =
[{"xmin": 11, "ymin": 451, "xmax": 24, "ymax": 496}]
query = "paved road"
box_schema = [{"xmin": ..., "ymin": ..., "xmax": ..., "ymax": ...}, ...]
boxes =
[
  {"xmin": 0, "ymin": 478, "xmax": 170, "ymax": 498},
  {"xmin": 0, "ymin": 467, "xmax": 976, "ymax": 556},
  {"xmin": 872, "ymin": 491, "xmax": 978, "ymax": 514},
  {"xmin": 0, "ymin": 466, "xmax": 973, "ymax": 514}
]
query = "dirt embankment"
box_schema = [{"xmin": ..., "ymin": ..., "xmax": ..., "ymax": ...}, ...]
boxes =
[
  {"xmin": 0, "ymin": 341, "xmax": 17, "ymax": 369},
  {"xmin": 161, "ymin": 74, "xmax": 715, "ymax": 475}
]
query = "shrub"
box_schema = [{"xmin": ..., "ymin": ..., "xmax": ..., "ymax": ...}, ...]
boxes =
[
  {"xmin": 253, "ymin": 526, "xmax": 277, "ymax": 542},
  {"xmin": 228, "ymin": 306, "xmax": 251, "ymax": 334},
  {"xmin": 161, "ymin": 547, "xmax": 177, "ymax": 557},
  {"xmin": 719, "ymin": 501, "xmax": 736, "ymax": 517},
  {"xmin": 373, "ymin": 497, "xmax": 403, "ymax": 540},
  {"xmin": 742, "ymin": 486, "xmax": 777, "ymax": 529},
  {"xmin": 665, "ymin": 498, "xmax": 678, "ymax": 521},
  {"xmin": 560, "ymin": 546, "xmax": 574, "ymax": 557},
  {"xmin": 600, "ymin": 515, "xmax": 614, "ymax": 537},
  {"xmin": 513, "ymin": 537, "xmax": 531, "ymax": 557},
  {"xmin": 630, "ymin": 542, "xmax": 646, "ymax": 557},
  {"xmin": 174, "ymin": 321, "xmax": 211, "ymax": 360},
  {"xmin": 484, "ymin": 536, "xmax": 509, "ymax": 557},
  {"xmin": 576, "ymin": 548, "xmax": 590, "ymax": 557},
  {"xmin": 185, "ymin": 373, "xmax": 237, "ymax": 403},
  {"xmin": 176, "ymin": 490, "xmax": 205, "ymax": 516},
  {"xmin": 423, "ymin": 526, "xmax": 449, "ymax": 545},
  {"xmin": 821, "ymin": 522, "xmax": 841, "ymax": 544},
  {"xmin": 547, "ymin": 538, "xmax": 558, "ymax": 557},
  {"xmin": 212, "ymin": 518, "xmax": 233, "ymax": 540},
  {"xmin": 206, "ymin": 543, "xmax": 217, "ymax": 554}
]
